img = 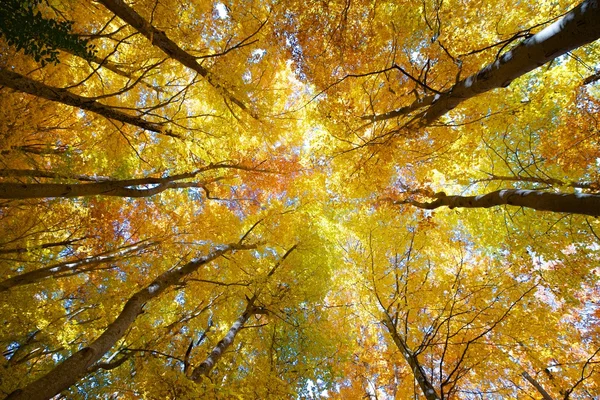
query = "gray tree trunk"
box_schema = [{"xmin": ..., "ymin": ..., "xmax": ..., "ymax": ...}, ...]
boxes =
[
  {"xmin": 0, "ymin": 241, "xmax": 155, "ymax": 292},
  {"xmin": 365, "ymin": 0, "xmax": 600, "ymax": 125},
  {"xmin": 0, "ymin": 69, "xmax": 181, "ymax": 138},
  {"xmin": 190, "ymin": 245, "xmax": 295, "ymax": 380},
  {"xmin": 190, "ymin": 303, "xmax": 263, "ymax": 380},
  {"xmin": 399, "ymin": 189, "xmax": 600, "ymax": 216},
  {"xmin": 97, "ymin": 0, "xmax": 255, "ymax": 118},
  {"xmin": 382, "ymin": 316, "xmax": 441, "ymax": 400},
  {"xmin": 0, "ymin": 171, "xmax": 202, "ymax": 199},
  {"xmin": 522, "ymin": 371, "xmax": 555, "ymax": 400}
]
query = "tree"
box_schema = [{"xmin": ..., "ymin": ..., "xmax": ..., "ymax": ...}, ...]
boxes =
[
  {"xmin": 1, "ymin": 0, "xmax": 599, "ymax": 398},
  {"xmin": 388, "ymin": 189, "xmax": 600, "ymax": 216}
]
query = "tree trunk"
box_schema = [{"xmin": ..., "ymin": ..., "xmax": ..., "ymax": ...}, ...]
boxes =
[
  {"xmin": 0, "ymin": 69, "xmax": 182, "ymax": 138},
  {"xmin": 0, "ymin": 181, "xmax": 201, "ymax": 199},
  {"xmin": 0, "ymin": 241, "xmax": 154, "ymax": 292},
  {"xmin": 0, "ymin": 171, "xmax": 203, "ymax": 199},
  {"xmin": 399, "ymin": 189, "xmax": 600, "ymax": 217},
  {"xmin": 6, "ymin": 242, "xmax": 258, "ymax": 400},
  {"xmin": 0, "ymin": 169, "xmax": 111, "ymax": 182},
  {"xmin": 583, "ymin": 71, "xmax": 600, "ymax": 85},
  {"xmin": 97, "ymin": 0, "xmax": 255, "ymax": 118},
  {"xmin": 190, "ymin": 302, "xmax": 263, "ymax": 380},
  {"xmin": 190, "ymin": 245, "xmax": 294, "ymax": 380},
  {"xmin": 382, "ymin": 316, "xmax": 441, "ymax": 400},
  {"xmin": 522, "ymin": 371, "xmax": 555, "ymax": 400},
  {"xmin": 365, "ymin": 0, "xmax": 600, "ymax": 125}
]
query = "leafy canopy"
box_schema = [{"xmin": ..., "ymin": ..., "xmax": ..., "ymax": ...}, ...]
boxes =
[{"xmin": 0, "ymin": 0, "xmax": 599, "ymax": 399}]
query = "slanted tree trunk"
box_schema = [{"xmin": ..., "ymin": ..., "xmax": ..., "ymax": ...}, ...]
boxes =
[
  {"xmin": 97, "ymin": 0, "xmax": 256, "ymax": 118},
  {"xmin": 190, "ymin": 302, "xmax": 265, "ymax": 380},
  {"xmin": 0, "ymin": 180, "xmax": 206, "ymax": 199},
  {"xmin": 0, "ymin": 69, "xmax": 182, "ymax": 138},
  {"xmin": 522, "ymin": 371, "xmax": 555, "ymax": 400},
  {"xmin": 0, "ymin": 169, "xmax": 113, "ymax": 182},
  {"xmin": 382, "ymin": 316, "xmax": 441, "ymax": 400},
  {"xmin": 396, "ymin": 189, "xmax": 600, "ymax": 217},
  {"xmin": 364, "ymin": 0, "xmax": 600, "ymax": 125},
  {"xmin": 190, "ymin": 245, "xmax": 296, "ymax": 380},
  {"xmin": 0, "ymin": 163, "xmax": 270, "ymax": 199},
  {"xmin": 0, "ymin": 240, "xmax": 155, "ymax": 292},
  {"xmin": 6, "ymin": 242, "xmax": 259, "ymax": 400},
  {"xmin": 584, "ymin": 71, "xmax": 600, "ymax": 85},
  {"xmin": 0, "ymin": 171, "xmax": 206, "ymax": 199}
]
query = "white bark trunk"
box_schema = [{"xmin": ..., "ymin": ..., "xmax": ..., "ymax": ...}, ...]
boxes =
[{"xmin": 190, "ymin": 306, "xmax": 255, "ymax": 380}]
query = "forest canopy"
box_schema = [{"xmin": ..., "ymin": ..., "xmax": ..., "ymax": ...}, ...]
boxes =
[{"xmin": 0, "ymin": 0, "xmax": 599, "ymax": 399}]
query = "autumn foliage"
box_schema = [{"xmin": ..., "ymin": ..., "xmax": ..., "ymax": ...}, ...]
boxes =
[{"xmin": 0, "ymin": 0, "xmax": 599, "ymax": 399}]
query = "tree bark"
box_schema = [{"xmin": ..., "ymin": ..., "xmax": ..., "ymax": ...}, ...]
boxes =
[
  {"xmin": 522, "ymin": 371, "xmax": 555, "ymax": 400},
  {"xmin": 190, "ymin": 245, "xmax": 295, "ymax": 380},
  {"xmin": 583, "ymin": 71, "xmax": 600, "ymax": 85},
  {"xmin": 0, "ymin": 69, "xmax": 182, "ymax": 137},
  {"xmin": 365, "ymin": 0, "xmax": 600, "ymax": 125},
  {"xmin": 6, "ymin": 242, "xmax": 258, "ymax": 400},
  {"xmin": 0, "ymin": 171, "xmax": 204, "ymax": 199},
  {"xmin": 0, "ymin": 241, "xmax": 154, "ymax": 292},
  {"xmin": 0, "ymin": 163, "xmax": 264, "ymax": 199},
  {"xmin": 97, "ymin": 0, "xmax": 256, "ymax": 118},
  {"xmin": 398, "ymin": 189, "xmax": 600, "ymax": 217},
  {"xmin": 190, "ymin": 302, "xmax": 264, "ymax": 380},
  {"xmin": 382, "ymin": 316, "xmax": 441, "ymax": 400}
]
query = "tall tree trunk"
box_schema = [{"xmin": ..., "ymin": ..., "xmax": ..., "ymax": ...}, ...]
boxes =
[
  {"xmin": 0, "ymin": 180, "xmax": 206, "ymax": 199},
  {"xmin": 382, "ymin": 316, "xmax": 441, "ymax": 400},
  {"xmin": 190, "ymin": 302, "xmax": 264, "ymax": 380},
  {"xmin": 396, "ymin": 189, "xmax": 600, "ymax": 216},
  {"xmin": 0, "ymin": 171, "xmax": 205, "ymax": 199},
  {"xmin": 0, "ymin": 241, "xmax": 155, "ymax": 292},
  {"xmin": 0, "ymin": 163, "xmax": 264, "ymax": 199},
  {"xmin": 97, "ymin": 0, "xmax": 256, "ymax": 118},
  {"xmin": 190, "ymin": 245, "xmax": 295, "ymax": 380},
  {"xmin": 522, "ymin": 371, "xmax": 555, "ymax": 400},
  {"xmin": 0, "ymin": 69, "xmax": 182, "ymax": 138},
  {"xmin": 6, "ymin": 242, "xmax": 259, "ymax": 400},
  {"xmin": 364, "ymin": 0, "xmax": 600, "ymax": 125}
]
